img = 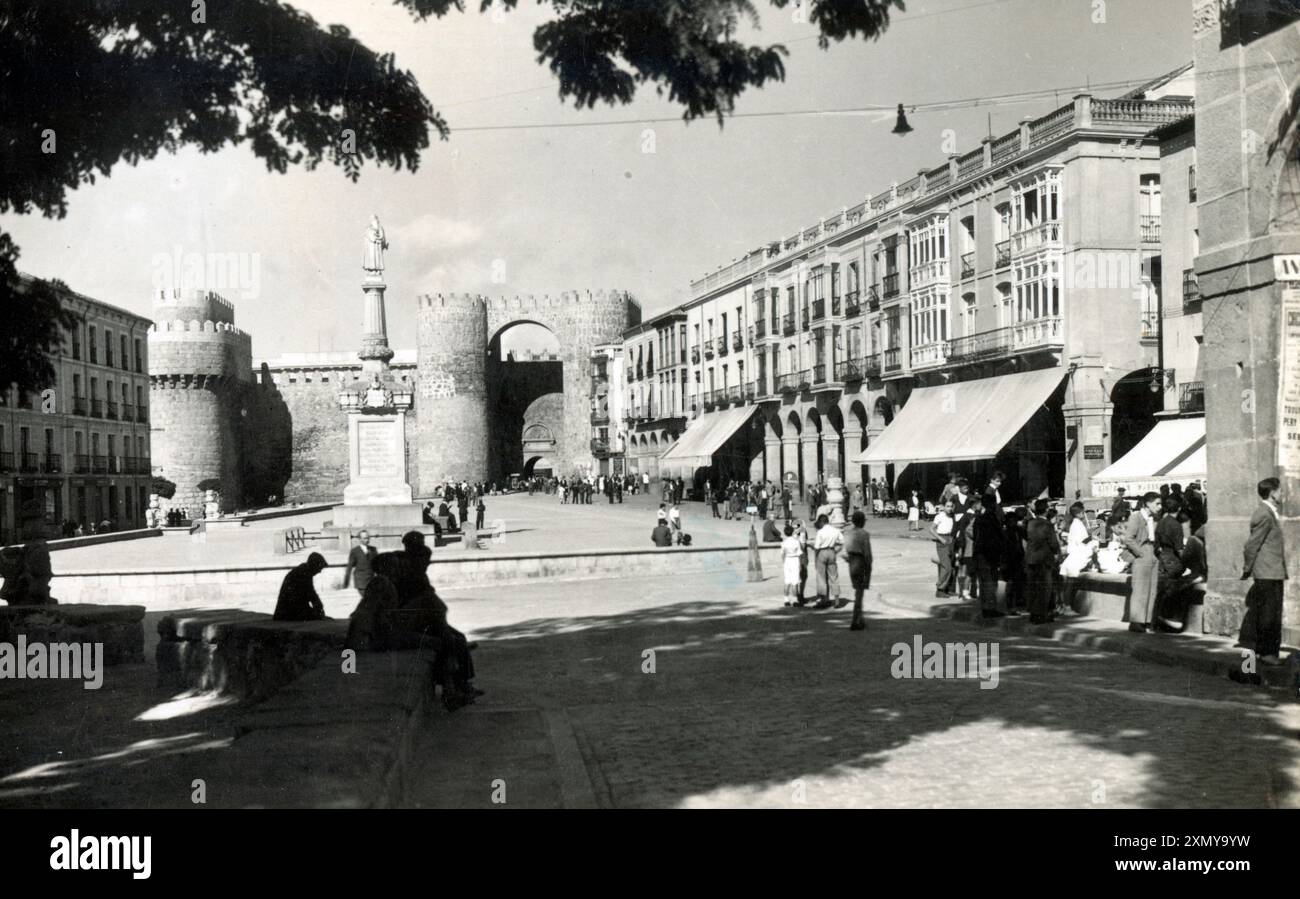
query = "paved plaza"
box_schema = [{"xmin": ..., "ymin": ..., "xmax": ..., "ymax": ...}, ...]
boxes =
[{"xmin": 6, "ymin": 506, "xmax": 1298, "ymax": 809}]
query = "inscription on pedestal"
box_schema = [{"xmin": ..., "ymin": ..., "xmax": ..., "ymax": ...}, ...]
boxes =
[{"xmin": 357, "ymin": 419, "xmax": 401, "ymax": 477}]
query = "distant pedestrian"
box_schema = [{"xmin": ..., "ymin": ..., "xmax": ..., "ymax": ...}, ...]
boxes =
[
  {"xmin": 811, "ymin": 514, "xmax": 845, "ymax": 609},
  {"xmin": 929, "ymin": 500, "xmax": 956, "ymax": 596},
  {"xmin": 781, "ymin": 524, "xmax": 805, "ymax": 608},
  {"xmin": 475, "ymin": 496, "xmax": 486, "ymax": 530},
  {"xmin": 341, "ymin": 530, "xmax": 377, "ymax": 596}
]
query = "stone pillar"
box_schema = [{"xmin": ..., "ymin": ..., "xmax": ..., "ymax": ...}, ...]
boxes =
[
  {"xmin": 780, "ymin": 436, "xmax": 800, "ymax": 494},
  {"xmin": 843, "ymin": 426, "xmax": 864, "ymax": 487},
  {"xmin": 359, "ymin": 274, "xmax": 395, "ymax": 380},
  {"xmin": 1063, "ymin": 359, "xmax": 1112, "ymax": 499},
  {"xmin": 821, "ymin": 430, "xmax": 842, "ymax": 483},
  {"xmin": 800, "ymin": 434, "xmax": 820, "ymax": 496},
  {"xmin": 764, "ymin": 437, "xmax": 782, "ymax": 485}
]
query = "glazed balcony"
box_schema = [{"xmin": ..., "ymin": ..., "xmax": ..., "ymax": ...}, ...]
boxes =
[
  {"xmin": 909, "ymin": 258, "xmax": 949, "ymax": 290},
  {"xmin": 883, "ymin": 347, "xmax": 904, "ymax": 374},
  {"xmin": 910, "ymin": 341, "xmax": 952, "ymax": 370},
  {"xmin": 1012, "ymin": 220, "xmax": 1062, "ymax": 256},
  {"xmin": 1183, "ymin": 269, "xmax": 1200, "ymax": 312}
]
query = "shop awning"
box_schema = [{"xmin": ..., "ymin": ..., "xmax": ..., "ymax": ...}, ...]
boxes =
[
  {"xmin": 1090, "ymin": 417, "xmax": 1206, "ymax": 496},
  {"xmin": 850, "ymin": 367, "xmax": 1066, "ymax": 468},
  {"xmin": 659, "ymin": 405, "xmax": 756, "ymax": 471}
]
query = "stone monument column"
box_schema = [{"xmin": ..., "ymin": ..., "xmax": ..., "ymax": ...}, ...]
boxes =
[{"xmin": 333, "ymin": 215, "xmax": 421, "ymax": 530}]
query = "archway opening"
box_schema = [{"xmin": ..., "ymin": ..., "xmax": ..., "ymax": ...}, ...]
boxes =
[
  {"xmin": 1110, "ymin": 367, "xmax": 1163, "ymax": 462},
  {"xmin": 487, "ymin": 321, "xmax": 563, "ymax": 483}
]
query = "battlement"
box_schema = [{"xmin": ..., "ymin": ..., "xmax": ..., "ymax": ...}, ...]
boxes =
[
  {"xmin": 153, "ymin": 290, "xmax": 236, "ymax": 325},
  {"xmin": 148, "ymin": 318, "xmax": 249, "ymax": 338},
  {"xmin": 417, "ymin": 290, "xmax": 633, "ymax": 311}
]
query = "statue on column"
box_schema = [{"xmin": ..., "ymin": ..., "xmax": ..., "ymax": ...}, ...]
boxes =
[{"xmin": 363, "ymin": 214, "xmax": 387, "ymax": 274}]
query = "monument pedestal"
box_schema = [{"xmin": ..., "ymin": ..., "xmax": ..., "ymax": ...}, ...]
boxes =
[{"xmin": 332, "ymin": 406, "xmax": 421, "ymax": 528}]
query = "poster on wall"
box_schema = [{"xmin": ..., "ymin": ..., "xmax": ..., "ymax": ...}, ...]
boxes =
[{"xmin": 1280, "ymin": 285, "xmax": 1300, "ymax": 476}]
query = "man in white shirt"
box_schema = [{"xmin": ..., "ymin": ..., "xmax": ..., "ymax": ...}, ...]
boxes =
[
  {"xmin": 668, "ymin": 504, "xmax": 682, "ymax": 543},
  {"xmin": 811, "ymin": 514, "xmax": 846, "ymax": 609},
  {"xmin": 929, "ymin": 500, "xmax": 956, "ymax": 596}
]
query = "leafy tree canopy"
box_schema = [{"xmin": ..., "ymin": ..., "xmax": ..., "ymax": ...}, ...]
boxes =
[{"xmin": 0, "ymin": 0, "xmax": 903, "ymax": 392}]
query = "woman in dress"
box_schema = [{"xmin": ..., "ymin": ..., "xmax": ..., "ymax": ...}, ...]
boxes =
[
  {"xmin": 781, "ymin": 524, "xmax": 805, "ymax": 607},
  {"xmin": 907, "ymin": 490, "xmax": 922, "ymax": 531}
]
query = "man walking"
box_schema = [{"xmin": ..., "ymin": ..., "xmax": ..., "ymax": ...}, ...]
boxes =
[
  {"xmin": 341, "ymin": 530, "xmax": 378, "ymax": 597},
  {"xmin": 1121, "ymin": 491, "xmax": 1161, "ymax": 633},
  {"xmin": 1240, "ymin": 477, "xmax": 1288, "ymax": 665}
]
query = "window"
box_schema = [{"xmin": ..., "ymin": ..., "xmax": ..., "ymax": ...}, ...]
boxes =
[
  {"xmin": 105, "ymin": 330, "xmax": 114, "ymax": 367},
  {"xmin": 997, "ymin": 282, "xmax": 1013, "ymax": 327},
  {"xmin": 120, "ymin": 334, "xmax": 129, "ymax": 370},
  {"xmin": 1013, "ymin": 257, "xmax": 1061, "ymax": 322},
  {"xmin": 962, "ymin": 292, "xmax": 978, "ymax": 336},
  {"xmin": 72, "ymin": 324, "xmax": 82, "ymax": 360},
  {"xmin": 89, "ymin": 326, "xmax": 98, "ymax": 364},
  {"xmin": 134, "ymin": 338, "xmax": 143, "ymax": 372},
  {"xmin": 1139, "ymin": 174, "xmax": 1162, "ymax": 217},
  {"xmin": 679, "ymin": 325, "xmax": 687, "ymax": 362},
  {"xmin": 995, "ymin": 203, "xmax": 1012, "ymax": 242},
  {"xmin": 1188, "ymin": 164, "xmax": 1197, "ymax": 202}
]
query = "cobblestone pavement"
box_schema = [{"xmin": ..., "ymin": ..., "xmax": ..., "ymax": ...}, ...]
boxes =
[{"xmin": 411, "ymin": 549, "xmax": 1300, "ymax": 809}]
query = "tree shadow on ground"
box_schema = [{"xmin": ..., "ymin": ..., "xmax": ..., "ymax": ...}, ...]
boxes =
[{"xmin": 459, "ymin": 597, "xmax": 1300, "ymax": 808}]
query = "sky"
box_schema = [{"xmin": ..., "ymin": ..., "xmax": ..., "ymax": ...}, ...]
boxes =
[{"xmin": 1, "ymin": 0, "xmax": 1195, "ymax": 359}]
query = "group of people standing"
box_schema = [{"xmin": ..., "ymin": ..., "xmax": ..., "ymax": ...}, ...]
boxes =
[
  {"xmin": 776, "ymin": 512, "xmax": 873, "ymax": 630},
  {"xmin": 557, "ymin": 474, "xmax": 625, "ymax": 504}
]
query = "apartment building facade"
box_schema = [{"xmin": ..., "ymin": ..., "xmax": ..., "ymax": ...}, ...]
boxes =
[
  {"xmin": 0, "ymin": 278, "xmax": 153, "ymax": 543},
  {"xmin": 619, "ymin": 69, "xmax": 1198, "ymax": 502}
]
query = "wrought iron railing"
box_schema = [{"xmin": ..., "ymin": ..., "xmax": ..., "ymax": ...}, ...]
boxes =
[
  {"xmin": 811, "ymin": 298, "xmax": 825, "ymax": 321},
  {"xmin": 776, "ymin": 372, "xmax": 800, "ymax": 393},
  {"xmin": 995, "ymin": 239, "xmax": 1011, "ymax": 268},
  {"xmin": 1182, "ymin": 269, "xmax": 1200, "ymax": 311},
  {"xmin": 73, "ymin": 396, "xmax": 87, "ymax": 416},
  {"xmin": 960, "ymin": 251, "xmax": 975, "ymax": 280},
  {"xmin": 1140, "ymin": 215, "xmax": 1161, "ymax": 243},
  {"xmin": 732, "ymin": 329, "xmax": 744, "ymax": 351},
  {"xmin": 883, "ymin": 347, "xmax": 903, "ymax": 372},
  {"xmin": 882, "ymin": 272, "xmax": 900, "ymax": 298},
  {"xmin": 844, "ymin": 290, "xmax": 861, "ymax": 318},
  {"xmin": 835, "ymin": 358, "xmax": 862, "ymax": 382}
]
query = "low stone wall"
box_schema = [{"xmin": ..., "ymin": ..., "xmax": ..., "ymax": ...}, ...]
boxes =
[
  {"xmin": 12, "ymin": 529, "xmax": 163, "ymax": 554},
  {"xmin": 51, "ymin": 544, "xmax": 784, "ymax": 609},
  {"xmin": 1068, "ymin": 572, "xmax": 1206, "ymax": 632},
  {"xmin": 0, "ymin": 603, "xmax": 146, "ymax": 664}
]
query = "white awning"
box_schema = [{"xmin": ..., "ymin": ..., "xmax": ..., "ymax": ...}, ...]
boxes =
[
  {"xmin": 850, "ymin": 367, "xmax": 1065, "ymax": 468},
  {"xmin": 659, "ymin": 405, "xmax": 756, "ymax": 471},
  {"xmin": 1091, "ymin": 417, "xmax": 1206, "ymax": 496}
]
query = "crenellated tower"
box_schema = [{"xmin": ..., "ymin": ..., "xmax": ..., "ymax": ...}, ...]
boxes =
[
  {"xmin": 416, "ymin": 293, "xmax": 490, "ymax": 491},
  {"xmin": 147, "ymin": 289, "xmax": 253, "ymax": 514}
]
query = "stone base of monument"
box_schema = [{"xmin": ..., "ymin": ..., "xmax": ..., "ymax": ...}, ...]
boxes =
[
  {"xmin": 0, "ymin": 603, "xmax": 146, "ymax": 664},
  {"xmin": 331, "ymin": 502, "xmax": 424, "ymax": 529},
  {"xmin": 156, "ymin": 609, "xmax": 349, "ymax": 701}
]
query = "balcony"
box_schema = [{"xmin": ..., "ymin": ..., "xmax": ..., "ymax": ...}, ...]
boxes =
[
  {"xmin": 811, "ymin": 298, "xmax": 825, "ymax": 322},
  {"xmin": 864, "ymin": 353, "xmax": 882, "ymax": 378},
  {"xmin": 121, "ymin": 402, "xmax": 135, "ymax": 422},
  {"xmin": 948, "ymin": 326, "xmax": 1013, "ymax": 364},
  {"xmin": 92, "ymin": 455, "xmax": 108, "ymax": 475},
  {"xmin": 703, "ymin": 342, "xmax": 715, "ymax": 360},
  {"xmin": 812, "ymin": 363, "xmax": 828, "ymax": 385},
  {"xmin": 20, "ymin": 452, "xmax": 39, "ymax": 473},
  {"xmin": 108, "ymin": 456, "xmax": 122, "ymax": 474},
  {"xmin": 591, "ymin": 409, "xmax": 610, "ymax": 425},
  {"xmin": 0, "ymin": 452, "xmax": 12, "ymax": 472},
  {"xmin": 590, "ymin": 438, "xmax": 610, "ymax": 456},
  {"xmin": 800, "ymin": 309, "xmax": 811, "ymax": 332},
  {"xmin": 775, "ymin": 372, "xmax": 800, "ymax": 394},
  {"xmin": 1182, "ymin": 269, "xmax": 1200, "ymax": 311},
  {"xmin": 867, "ymin": 285, "xmax": 880, "ymax": 311},
  {"xmin": 73, "ymin": 396, "xmax": 87, "ymax": 416},
  {"xmin": 960, "ymin": 252, "xmax": 975, "ymax": 280},
  {"xmin": 1012, "ymin": 220, "xmax": 1062, "ymax": 255},
  {"xmin": 883, "ymin": 347, "xmax": 904, "ymax": 373},
  {"xmin": 716, "ymin": 335, "xmax": 728, "ymax": 357},
  {"xmin": 754, "ymin": 319, "xmax": 767, "ymax": 340},
  {"xmin": 106, "ymin": 400, "xmax": 118, "ymax": 420},
  {"xmin": 836, "ymin": 358, "xmax": 863, "ymax": 382},
  {"xmin": 782, "ymin": 313, "xmax": 796, "ymax": 336},
  {"xmin": 909, "ymin": 258, "xmax": 949, "ymax": 289},
  {"xmin": 797, "ymin": 369, "xmax": 812, "ymax": 391},
  {"xmin": 831, "ymin": 294, "xmax": 841, "ymax": 317},
  {"xmin": 882, "ymin": 272, "xmax": 900, "ymax": 299},
  {"xmin": 91, "ymin": 399, "xmax": 104, "ymax": 418},
  {"xmin": 995, "ymin": 239, "xmax": 1011, "ymax": 268},
  {"xmin": 691, "ymin": 347, "xmax": 701, "ymax": 364},
  {"xmin": 1179, "ymin": 381, "xmax": 1205, "ymax": 415},
  {"xmin": 43, "ymin": 454, "xmax": 62, "ymax": 474},
  {"xmin": 75, "ymin": 454, "xmax": 91, "ymax": 474},
  {"xmin": 910, "ymin": 341, "xmax": 952, "ymax": 370},
  {"xmin": 1140, "ymin": 215, "xmax": 1161, "ymax": 243},
  {"xmin": 732, "ymin": 329, "xmax": 744, "ymax": 351},
  {"xmin": 844, "ymin": 290, "xmax": 861, "ymax": 318},
  {"xmin": 137, "ymin": 407, "xmax": 148, "ymax": 424},
  {"xmin": 727, "ymin": 384, "xmax": 744, "ymax": 404},
  {"xmin": 744, "ymin": 380, "xmax": 758, "ymax": 402}
]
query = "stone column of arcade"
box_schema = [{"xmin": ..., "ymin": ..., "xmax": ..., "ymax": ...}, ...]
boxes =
[
  {"xmin": 764, "ymin": 436, "xmax": 782, "ymax": 486},
  {"xmin": 842, "ymin": 425, "xmax": 864, "ymax": 489},
  {"xmin": 332, "ymin": 215, "xmax": 423, "ymax": 539}
]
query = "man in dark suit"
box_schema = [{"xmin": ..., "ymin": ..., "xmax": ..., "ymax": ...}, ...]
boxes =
[
  {"xmin": 273, "ymin": 552, "xmax": 329, "ymax": 621},
  {"xmin": 982, "ymin": 471, "xmax": 1007, "ymax": 525},
  {"xmin": 1240, "ymin": 477, "xmax": 1288, "ymax": 665},
  {"xmin": 1154, "ymin": 495, "xmax": 1187, "ymax": 630},
  {"xmin": 1121, "ymin": 491, "xmax": 1161, "ymax": 633},
  {"xmin": 1024, "ymin": 499, "xmax": 1060, "ymax": 623}
]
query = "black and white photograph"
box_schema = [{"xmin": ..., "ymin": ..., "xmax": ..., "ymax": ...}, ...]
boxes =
[{"xmin": 0, "ymin": 0, "xmax": 1297, "ymax": 873}]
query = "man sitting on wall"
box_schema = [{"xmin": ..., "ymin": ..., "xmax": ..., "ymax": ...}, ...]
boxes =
[{"xmin": 272, "ymin": 552, "xmax": 330, "ymax": 621}]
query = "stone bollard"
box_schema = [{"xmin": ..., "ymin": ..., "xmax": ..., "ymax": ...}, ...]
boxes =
[{"xmin": 746, "ymin": 525, "xmax": 763, "ymax": 582}]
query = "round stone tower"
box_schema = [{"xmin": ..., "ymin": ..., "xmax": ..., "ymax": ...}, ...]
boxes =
[
  {"xmin": 148, "ymin": 289, "xmax": 253, "ymax": 514},
  {"xmin": 416, "ymin": 293, "xmax": 489, "ymax": 491}
]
